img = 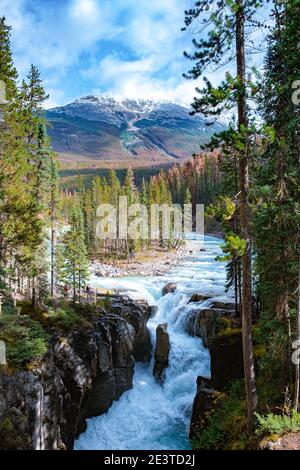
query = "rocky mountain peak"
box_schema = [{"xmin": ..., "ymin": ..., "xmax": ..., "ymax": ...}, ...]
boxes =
[{"xmin": 46, "ymin": 95, "xmax": 224, "ymax": 163}]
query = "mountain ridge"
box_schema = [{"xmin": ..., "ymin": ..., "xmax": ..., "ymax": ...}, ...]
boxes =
[{"xmin": 46, "ymin": 95, "xmax": 224, "ymax": 166}]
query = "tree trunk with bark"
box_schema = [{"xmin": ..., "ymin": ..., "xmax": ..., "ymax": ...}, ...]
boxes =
[
  {"xmin": 294, "ymin": 254, "xmax": 300, "ymax": 411},
  {"xmin": 235, "ymin": 0, "xmax": 257, "ymax": 432}
]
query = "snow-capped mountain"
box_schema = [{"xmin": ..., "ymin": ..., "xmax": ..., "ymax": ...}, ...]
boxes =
[
  {"xmin": 50, "ymin": 96, "xmax": 158, "ymax": 127},
  {"xmin": 46, "ymin": 96, "xmax": 224, "ymax": 164}
]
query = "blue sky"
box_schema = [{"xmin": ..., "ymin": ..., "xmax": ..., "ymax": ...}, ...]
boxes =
[
  {"xmin": 1, "ymin": 0, "xmax": 204, "ymax": 108},
  {"xmin": 1, "ymin": 0, "xmax": 271, "ymax": 109}
]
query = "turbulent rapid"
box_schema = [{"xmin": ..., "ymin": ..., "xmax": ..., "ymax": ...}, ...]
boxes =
[{"xmin": 75, "ymin": 236, "xmax": 227, "ymax": 450}]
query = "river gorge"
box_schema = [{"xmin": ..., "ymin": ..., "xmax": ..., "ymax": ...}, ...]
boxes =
[
  {"xmin": 0, "ymin": 235, "xmax": 236, "ymax": 450},
  {"xmin": 75, "ymin": 235, "xmax": 229, "ymax": 450}
]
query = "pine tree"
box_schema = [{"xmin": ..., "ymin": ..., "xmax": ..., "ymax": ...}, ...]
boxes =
[
  {"xmin": 58, "ymin": 207, "xmax": 89, "ymax": 302},
  {"xmin": 123, "ymin": 168, "xmax": 139, "ymax": 256},
  {"xmin": 184, "ymin": 187, "xmax": 192, "ymax": 205},
  {"xmin": 19, "ymin": 66, "xmax": 51, "ymax": 305},
  {"xmin": 253, "ymin": 0, "xmax": 300, "ymax": 408},
  {"xmin": 183, "ymin": 0, "xmax": 264, "ymax": 431},
  {"xmin": 49, "ymin": 152, "xmax": 59, "ymax": 300},
  {"xmin": 0, "ymin": 17, "xmax": 18, "ymax": 100},
  {"xmin": 0, "ymin": 18, "xmax": 44, "ymax": 298}
]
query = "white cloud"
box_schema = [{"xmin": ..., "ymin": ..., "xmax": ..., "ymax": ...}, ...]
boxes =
[
  {"xmin": 83, "ymin": 56, "xmax": 155, "ymax": 82},
  {"xmin": 2, "ymin": 0, "xmax": 204, "ymax": 107},
  {"xmin": 90, "ymin": 55, "xmax": 200, "ymax": 106},
  {"xmin": 45, "ymin": 88, "xmax": 66, "ymax": 109},
  {"xmin": 70, "ymin": 0, "xmax": 99, "ymax": 20}
]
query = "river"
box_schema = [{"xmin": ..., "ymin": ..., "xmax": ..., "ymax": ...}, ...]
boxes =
[{"xmin": 75, "ymin": 235, "xmax": 228, "ymax": 450}]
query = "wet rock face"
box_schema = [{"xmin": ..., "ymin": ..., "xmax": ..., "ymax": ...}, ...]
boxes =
[
  {"xmin": 109, "ymin": 296, "xmax": 152, "ymax": 363},
  {"xmin": 153, "ymin": 323, "xmax": 170, "ymax": 383},
  {"xmin": 210, "ymin": 321, "xmax": 244, "ymax": 390},
  {"xmin": 187, "ymin": 296, "xmax": 244, "ymax": 443},
  {"xmin": 189, "ymin": 377, "xmax": 218, "ymax": 441},
  {"xmin": 185, "ymin": 298, "xmax": 237, "ymax": 348},
  {"xmin": 188, "ymin": 294, "xmax": 212, "ymax": 304},
  {"xmin": 185, "ymin": 298, "xmax": 244, "ymax": 388},
  {"xmin": 0, "ymin": 296, "xmax": 153, "ymax": 450},
  {"xmin": 162, "ymin": 283, "xmax": 177, "ymax": 296},
  {"xmin": 185, "ymin": 308, "xmax": 220, "ymax": 349}
]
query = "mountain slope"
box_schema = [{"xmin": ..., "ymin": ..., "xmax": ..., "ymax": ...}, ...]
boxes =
[{"xmin": 46, "ymin": 96, "xmax": 224, "ymax": 165}]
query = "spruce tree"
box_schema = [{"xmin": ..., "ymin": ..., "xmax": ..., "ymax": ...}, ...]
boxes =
[
  {"xmin": 0, "ymin": 18, "xmax": 43, "ymax": 297},
  {"xmin": 58, "ymin": 207, "xmax": 89, "ymax": 302},
  {"xmin": 49, "ymin": 152, "xmax": 59, "ymax": 300},
  {"xmin": 253, "ymin": 0, "xmax": 300, "ymax": 408},
  {"xmin": 183, "ymin": 0, "xmax": 264, "ymax": 430}
]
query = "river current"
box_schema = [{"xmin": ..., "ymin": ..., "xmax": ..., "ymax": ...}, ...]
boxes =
[{"xmin": 75, "ymin": 235, "xmax": 228, "ymax": 450}]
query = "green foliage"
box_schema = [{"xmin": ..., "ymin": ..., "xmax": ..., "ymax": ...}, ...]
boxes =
[
  {"xmin": 254, "ymin": 309, "xmax": 291, "ymax": 390},
  {"xmin": 0, "ymin": 315, "xmax": 49, "ymax": 366},
  {"xmin": 256, "ymin": 411, "xmax": 300, "ymax": 437},
  {"xmin": 41, "ymin": 300, "xmax": 108, "ymax": 330},
  {"xmin": 0, "ymin": 17, "xmax": 58, "ymax": 305},
  {"xmin": 192, "ymin": 381, "xmax": 248, "ymax": 450},
  {"xmin": 59, "ymin": 153, "xmax": 221, "ymax": 259},
  {"xmin": 57, "ymin": 206, "xmax": 89, "ymax": 299},
  {"xmin": 0, "ymin": 416, "xmax": 30, "ymax": 450},
  {"xmin": 218, "ymin": 233, "xmax": 246, "ymax": 262},
  {"xmin": 252, "ymin": 0, "xmax": 300, "ymax": 392},
  {"xmin": 45, "ymin": 305, "xmax": 90, "ymax": 330}
]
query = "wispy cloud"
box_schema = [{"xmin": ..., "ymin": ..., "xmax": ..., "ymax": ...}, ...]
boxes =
[{"xmin": 1, "ymin": 0, "xmax": 203, "ymax": 107}]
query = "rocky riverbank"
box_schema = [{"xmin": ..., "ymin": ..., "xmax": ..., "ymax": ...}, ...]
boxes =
[
  {"xmin": 90, "ymin": 246, "xmax": 190, "ymax": 277},
  {"xmin": 184, "ymin": 294, "xmax": 244, "ymax": 442},
  {"xmin": 0, "ymin": 296, "xmax": 153, "ymax": 450}
]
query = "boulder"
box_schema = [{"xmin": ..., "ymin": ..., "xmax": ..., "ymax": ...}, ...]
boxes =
[
  {"xmin": 185, "ymin": 308, "xmax": 223, "ymax": 348},
  {"xmin": 209, "ymin": 300, "xmax": 237, "ymax": 314},
  {"xmin": 153, "ymin": 323, "xmax": 170, "ymax": 382},
  {"xmin": 188, "ymin": 294, "xmax": 212, "ymax": 304},
  {"xmin": 110, "ymin": 296, "xmax": 152, "ymax": 363},
  {"xmin": 162, "ymin": 283, "xmax": 177, "ymax": 296},
  {"xmin": 260, "ymin": 432, "xmax": 300, "ymax": 450}
]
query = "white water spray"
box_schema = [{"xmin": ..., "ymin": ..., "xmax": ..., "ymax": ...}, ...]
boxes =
[{"xmin": 75, "ymin": 236, "xmax": 228, "ymax": 450}]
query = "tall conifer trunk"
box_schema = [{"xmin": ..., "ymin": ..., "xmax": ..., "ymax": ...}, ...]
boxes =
[
  {"xmin": 235, "ymin": 0, "xmax": 257, "ymax": 432},
  {"xmin": 294, "ymin": 254, "xmax": 300, "ymax": 411}
]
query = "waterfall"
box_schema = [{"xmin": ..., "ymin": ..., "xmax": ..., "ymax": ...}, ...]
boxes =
[{"xmin": 75, "ymin": 236, "xmax": 227, "ymax": 450}]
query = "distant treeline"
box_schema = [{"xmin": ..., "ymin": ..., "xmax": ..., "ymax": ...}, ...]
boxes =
[
  {"xmin": 59, "ymin": 152, "xmax": 221, "ymax": 259},
  {"xmin": 59, "ymin": 164, "xmax": 174, "ymax": 192}
]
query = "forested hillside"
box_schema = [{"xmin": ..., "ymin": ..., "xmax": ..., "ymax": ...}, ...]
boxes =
[
  {"xmin": 183, "ymin": 0, "xmax": 300, "ymax": 448},
  {"xmin": 46, "ymin": 96, "xmax": 224, "ymax": 165}
]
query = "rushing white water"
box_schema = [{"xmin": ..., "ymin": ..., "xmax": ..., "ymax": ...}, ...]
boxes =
[{"xmin": 75, "ymin": 236, "xmax": 229, "ymax": 450}]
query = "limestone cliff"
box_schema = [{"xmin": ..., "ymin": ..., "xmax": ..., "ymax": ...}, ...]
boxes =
[{"xmin": 0, "ymin": 296, "xmax": 152, "ymax": 450}]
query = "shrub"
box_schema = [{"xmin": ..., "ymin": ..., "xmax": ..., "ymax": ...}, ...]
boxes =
[
  {"xmin": 192, "ymin": 380, "xmax": 248, "ymax": 450},
  {"xmin": 45, "ymin": 305, "xmax": 92, "ymax": 330},
  {"xmin": 2, "ymin": 303, "xmax": 18, "ymax": 316},
  {"xmin": 256, "ymin": 411, "xmax": 300, "ymax": 437},
  {"xmin": 0, "ymin": 315, "xmax": 49, "ymax": 366},
  {"xmin": 0, "ymin": 416, "xmax": 30, "ymax": 449}
]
